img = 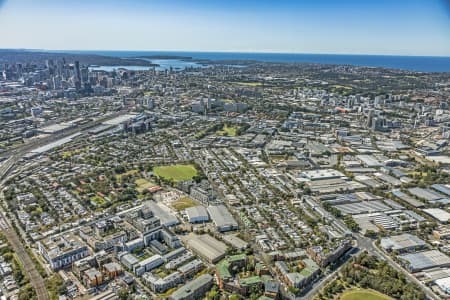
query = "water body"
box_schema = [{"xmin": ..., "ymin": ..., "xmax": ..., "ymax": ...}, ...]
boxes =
[
  {"xmin": 71, "ymin": 50, "xmax": 450, "ymax": 72},
  {"xmin": 89, "ymin": 65, "xmax": 152, "ymax": 72},
  {"xmin": 149, "ymin": 59, "xmax": 207, "ymax": 70},
  {"xmin": 89, "ymin": 59, "xmax": 205, "ymax": 72}
]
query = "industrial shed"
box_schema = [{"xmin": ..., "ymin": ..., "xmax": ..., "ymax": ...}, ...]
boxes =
[
  {"xmin": 398, "ymin": 250, "xmax": 450, "ymax": 272},
  {"xmin": 207, "ymin": 205, "xmax": 238, "ymax": 232},
  {"xmin": 186, "ymin": 234, "xmax": 227, "ymax": 263},
  {"xmin": 185, "ymin": 206, "xmax": 209, "ymax": 223}
]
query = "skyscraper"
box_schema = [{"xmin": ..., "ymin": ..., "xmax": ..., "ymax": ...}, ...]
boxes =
[{"xmin": 74, "ymin": 61, "xmax": 81, "ymax": 82}]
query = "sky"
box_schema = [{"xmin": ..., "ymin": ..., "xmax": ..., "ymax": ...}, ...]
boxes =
[{"xmin": 0, "ymin": 0, "xmax": 449, "ymax": 56}]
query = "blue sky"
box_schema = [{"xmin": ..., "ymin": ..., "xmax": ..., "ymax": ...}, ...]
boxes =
[{"xmin": 0, "ymin": 0, "xmax": 449, "ymax": 56}]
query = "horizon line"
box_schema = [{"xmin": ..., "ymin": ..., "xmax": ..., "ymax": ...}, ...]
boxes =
[{"xmin": 2, "ymin": 48, "xmax": 450, "ymax": 59}]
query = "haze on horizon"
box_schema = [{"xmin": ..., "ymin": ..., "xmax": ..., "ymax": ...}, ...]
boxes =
[{"xmin": 0, "ymin": 0, "xmax": 449, "ymax": 57}]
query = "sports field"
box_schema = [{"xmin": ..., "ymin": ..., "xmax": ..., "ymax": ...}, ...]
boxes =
[
  {"xmin": 171, "ymin": 197, "xmax": 199, "ymax": 211},
  {"xmin": 90, "ymin": 195, "xmax": 107, "ymax": 206},
  {"xmin": 217, "ymin": 124, "xmax": 238, "ymax": 136},
  {"xmin": 339, "ymin": 289, "xmax": 392, "ymax": 300},
  {"xmin": 154, "ymin": 164, "xmax": 197, "ymax": 182}
]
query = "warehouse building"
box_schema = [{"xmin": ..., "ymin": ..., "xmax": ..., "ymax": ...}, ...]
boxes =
[
  {"xmin": 391, "ymin": 189, "xmax": 424, "ymax": 208},
  {"xmin": 299, "ymin": 169, "xmax": 346, "ymax": 181},
  {"xmin": 307, "ymin": 178, "xmax": 365, "ymax": 194},
  {"xmin": 432, "ymin": 184, "xmax": 450, "ymax": 197},
  {"xmin": 169, "ymin": 274, "xmax": 213, "ymax": 300},
  {"xmin": 356, "ymin": 155, "xmax": 383, "ymax": 167},
  {"xmin": 419, "ymin": 268, "xmax": 450, "ymax": 282},
  {"xmin": 207, "ymin": 205, "xmax": 239, "ymax": 232},
  {"xmin": 398, "ymin": 250, "xmax": 450, "ymax": 272},
  {"xmin": 433, "ymin": 226, "xmax": 450, "ymax": 240},
  {"xmin": 380, "ymin": 234, "xmax": 427, "ymax": 253},
  {"xmin": 185, "ymin": 206, "xmax": 209, "ymax": 223},
  {"xmin": 222, "ymin": 234, "xmax": 248, "ymax": 250},
  {"xmin": 186, "ymin": 234, "xmax": 227, "ymax": 263},
  {"xmin": 374, "ymin": 172, "xmax": 402, "ymax": 186},
  {"xmin": 435, "ymin": 277, "xmax": 450, "ymax": 295},
  {"xmin": 334, "ymin": 200, "xmax": 391, "ymax": 215},
  {"xmin": 353, "ymin": 213, "xmax": 397, "ymax": 233},
  {"xmin": 423, "ymin": 208, "xmax": 450, "ymax": 223},
  {"xmin": 408, "ymin": 187, "xmax": 448, "ymax": 203}
]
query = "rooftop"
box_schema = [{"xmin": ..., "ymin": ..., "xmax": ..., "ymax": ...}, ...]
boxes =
[{"xmin": 380, "ymin": 234, "xmax": 427, "ymax": 251}]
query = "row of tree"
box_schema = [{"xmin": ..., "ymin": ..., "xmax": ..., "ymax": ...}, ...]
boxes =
[{"xmin": 339, "ymin": 252, "xmax": 425, "ymax": 300}]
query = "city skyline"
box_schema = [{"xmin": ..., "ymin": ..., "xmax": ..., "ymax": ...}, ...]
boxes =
[{"xmin": 0, "ymin": 0, "xmax": 449, "ymax": 56}]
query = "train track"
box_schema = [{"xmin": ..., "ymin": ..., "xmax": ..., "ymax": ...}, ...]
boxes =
[{"xmin": 0, "ymin": 213, "xmax": 50, "ymax": 300}]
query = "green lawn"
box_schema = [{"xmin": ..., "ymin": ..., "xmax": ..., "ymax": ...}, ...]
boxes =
[
  {"xmin": 90, "ymin": 195, "xmax": 107, "ymax": 206},
  {"xmin": 339, "ymin": 289, "xmax": 392, "ymax": 300},
  {"xmin": 171, "ymin": 197, "xmax": 199, "ymax": 211},
  {"xmin": 217, "ymin": 124, "xmax": 238, "ymax": 137},
  {"xmin": 135, "ymin": 178, "xmax": 156, "ymax": 193},
  {"xmin": 154, "ymin": 164, "xmax": 198, "ymax": 182}
]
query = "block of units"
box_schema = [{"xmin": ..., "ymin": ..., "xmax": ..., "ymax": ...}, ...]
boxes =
[
  {"xmin": 38, "ymin": 233, "xmax": 89, "ymax": 270},
  {"xmin": 134, "ymin": 254, "xmax": 164, "ymax": 276}
]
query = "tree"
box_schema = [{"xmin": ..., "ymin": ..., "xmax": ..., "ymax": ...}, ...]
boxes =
[
  {"xmin": 114, "ymin": 165, "xmax": 126, "ymax": 174},
  {"xmin": 118, "ymin": 288, "xmax": 129, "ymax": 300},
  {"xmin": 3, "ymin": 252, "xmax": 13, "ymax": 262},
  {"xmin": 207, "ymin": 287, "xmax": 220, "ymax": 300},
  {"xmin": 303, "ymin": 186, "xmax": 312, "ymax": 195},
  {"xmin": 288, "ymin": 286, "xmax": 300, "ymax": 294},
  {"xmin": 364, "ymin": 229, "xmax": 377, "ymax": 238},
  {"xmin": 343, "ymin": 215, "xmax": 360, "ymax": 232}
]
